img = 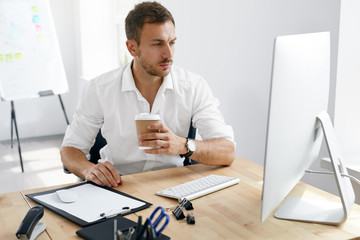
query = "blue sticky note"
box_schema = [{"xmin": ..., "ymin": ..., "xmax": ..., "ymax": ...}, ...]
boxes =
[{"xmin": 33, "ymin": 15, "xmax": 40, "ymax": 23}]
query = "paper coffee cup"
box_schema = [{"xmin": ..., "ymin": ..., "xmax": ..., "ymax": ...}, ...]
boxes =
[{"xmin": 135, "ymin": 113, "xmax": 161, "ymax": 150}]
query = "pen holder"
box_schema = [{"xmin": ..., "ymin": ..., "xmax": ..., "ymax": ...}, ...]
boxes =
[
  {"xmin": 118, "ymin": 207, "xmax": 171, "ymax": 240},
  {"xmin": 119, "ymin": 224, "xmax": 169, "ymax": 240}
]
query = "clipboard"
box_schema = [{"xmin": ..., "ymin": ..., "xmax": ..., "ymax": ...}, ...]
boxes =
[{"xmin": 26, "ymin": 182, "xmax": 152, "ymax": 227}]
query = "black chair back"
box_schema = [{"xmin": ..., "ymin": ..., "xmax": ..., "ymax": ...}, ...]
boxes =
[
  {"xmin": 183, "ymin": 122, "xmax": 198, "ymax": 166},
  {"xmin": 89, "ymin": 130, "xmax": 107, "ymax": 164}
]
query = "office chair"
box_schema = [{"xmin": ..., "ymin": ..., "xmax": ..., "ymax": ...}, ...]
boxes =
[
  {"xmin": 183, "ymin": 122, "xmax": 198, "ymax": 166},
  {"xmin": 88, "ymin": 130, "xmax": 107, "ymax": 164},
  {"xmin": 63, "ymin": 122, "xmax": 197, "ymax": 174},
  {"xmin": 62, "ymin": 130, "xmax": 107, "ymax": 174}
]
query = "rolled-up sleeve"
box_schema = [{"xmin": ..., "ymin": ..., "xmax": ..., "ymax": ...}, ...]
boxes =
[
  {"xmin": 61, "ymin": 80, "xmax": 104, "ymax": 155},
  {"xmin": 191, "ymin": 78, "xmax": 235, "ymax": 145}
]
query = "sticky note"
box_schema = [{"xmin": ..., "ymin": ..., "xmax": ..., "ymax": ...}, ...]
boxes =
[
  {"xmin": 15, "ymin": 53, "xmax": 23, "ymax": 60},
  {"xmin": 37, "ymin": 34, "xmax": 45, "ymax": 42},
  {"xmin": 35, "ymin": 24, "xmax": 42, "ymax": 32},
  {"xmin": 31, "ymin": 6, "xmax": 38, "ymax": 13},
  {"xmin": 0, "ymin": 55, "xmax": 4, "ymax": 63},
  {"xmin": 5, "ymin": 54, "xmax": 13, "ymax": 62},
  {"xmin": 33, "ymin": 15, "xmax": 40, "ymax": 23}
]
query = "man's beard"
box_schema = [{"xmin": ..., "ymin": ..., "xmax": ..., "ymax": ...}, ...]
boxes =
[{"xmin": 138, "ymin": 54, "xmax": 173, "ymax": 77}]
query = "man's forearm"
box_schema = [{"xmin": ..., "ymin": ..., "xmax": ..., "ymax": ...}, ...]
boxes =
[
  {"xmin": 189, "ymin": 138, "xmax": 235, "ymax": 166},
  {"xmin": 60, "ymin": 146, "xmax": 94, "ymax": 179},
  {"xmin": 61, "ymin": 146, "xmax": 122, "ymax": 187}
]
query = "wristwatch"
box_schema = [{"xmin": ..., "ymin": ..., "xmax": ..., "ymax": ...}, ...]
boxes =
[{"xmin": 179, "ymin": 138, "xmax": 196, "ymax": 158}]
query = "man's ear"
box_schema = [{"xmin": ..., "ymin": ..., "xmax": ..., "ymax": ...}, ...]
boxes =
[{"xmin": 126, "ymin": 40, "xmax": 138, "ymax": 57}]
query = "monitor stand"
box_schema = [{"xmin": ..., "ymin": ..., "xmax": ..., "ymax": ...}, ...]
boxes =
[{"xmin": 274, "ymin": 111, "xmax": 355, "ymax": 225}]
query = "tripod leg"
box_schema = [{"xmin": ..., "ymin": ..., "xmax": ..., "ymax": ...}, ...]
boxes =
[
  {"xmin": 58, "ymin": 95, "xmax": 69, "ymax": 125},
  {"xmin": 11, "ymin": 102, "xmax": 14, "ymax": 148},
  {"xmin": 11, "ymin": 101, "xmax": 24, "ymax": 172}
]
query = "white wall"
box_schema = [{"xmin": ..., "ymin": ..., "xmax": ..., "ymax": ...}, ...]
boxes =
[
  {"xmin": 0, "ymin": 0, "xmax": 79, "ymax": 141},
  {"xmin": 159, "ymin": 0, "xmax": 340, "ymax": 193},
  {"xmin": 334, "ymin": 0, "xmax": 360, "ymax": 156}
]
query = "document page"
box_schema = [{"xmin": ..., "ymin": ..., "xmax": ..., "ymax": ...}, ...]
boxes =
[{"xmin": 34, "ymin": 184, "xmax": 146, "ymax": 223}]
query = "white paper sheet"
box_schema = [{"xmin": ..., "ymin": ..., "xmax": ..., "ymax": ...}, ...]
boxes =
[{"xmin": 34, "ymin": 184, "xmax": 145, "ymax": 223}]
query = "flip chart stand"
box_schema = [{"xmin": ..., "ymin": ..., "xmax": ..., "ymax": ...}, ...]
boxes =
[
  {"xmin": 10, "ymin": 101, "xmax": 23, "ymax": 172},
  {"xmin": 58, "ymin": 95, "xmax": 70, "ymax": 125},
  {"xmin": 10, "ymin": 94, "xmax": 69, "ymax": 172}
]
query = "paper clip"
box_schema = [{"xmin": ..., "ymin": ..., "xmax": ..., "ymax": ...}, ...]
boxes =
[
  {"xmin": 167, "ymin": 198, "xmax": 194, "ymax": 212},
  {"xmin": 171, "ymin": 198, "xmax": 195, "ymax": 224}
]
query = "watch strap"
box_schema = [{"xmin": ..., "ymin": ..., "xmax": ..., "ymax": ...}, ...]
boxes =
[{"xmin": 179, "ymin": 138, "xmax": 194, "ymax": 158}]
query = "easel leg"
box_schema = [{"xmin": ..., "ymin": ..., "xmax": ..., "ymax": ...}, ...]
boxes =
[
  {"xmin": 11, "ymin": 101, "xmax": 24, "ymax": 173},
  {"xmin": 11, "ymin": 106, "xmax": 14, "ymax": 148},
  {"xmin": 58, "ymin": 95, "xmax": 69, "ymax": 125}
]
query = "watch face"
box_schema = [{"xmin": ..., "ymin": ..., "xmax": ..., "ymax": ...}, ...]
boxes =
[{"xmin": 187, "ymin": 139, "xmax": 196, "ymax": 152}]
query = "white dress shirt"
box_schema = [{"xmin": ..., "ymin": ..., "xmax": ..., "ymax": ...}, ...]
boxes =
[{"xmin": 62, "ymin": 62, "xmax": 235, "ymax": 175}]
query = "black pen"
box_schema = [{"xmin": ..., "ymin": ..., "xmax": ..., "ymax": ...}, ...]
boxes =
[
  {"xmin": 147, "ymin": 225, "xmax": 156, "ymax": 240},
  {"xmin": 137, "ymin": 218, "xmax": 149, "ymax": 240},
  {"xmin": 135, "ymin": 215, "xmax": 142, "ymax": 238}
]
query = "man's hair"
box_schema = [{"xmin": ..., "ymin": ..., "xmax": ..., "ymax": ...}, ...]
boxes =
[{"xmin": 125, "ymin": 1, "xmax": 175, "ymax": 45}]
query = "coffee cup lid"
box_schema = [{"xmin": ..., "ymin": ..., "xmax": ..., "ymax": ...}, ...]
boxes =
[{"xmin": 134, "ymin": 113, "xmax": 160, "ymax": 120}]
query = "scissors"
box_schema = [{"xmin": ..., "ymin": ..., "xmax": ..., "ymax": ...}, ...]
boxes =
[{"xmin": 147, "ymin": 206, "xmax": 170, "ymax": 237}]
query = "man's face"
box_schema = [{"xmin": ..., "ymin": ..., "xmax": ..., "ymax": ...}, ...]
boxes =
[{"xmin": 136, "ymin": 20, "xmax": 176, "ymax": 77}]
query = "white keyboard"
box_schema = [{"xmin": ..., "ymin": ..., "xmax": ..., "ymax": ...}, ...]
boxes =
[{"xmin": 155, "ymin": 175, "xmax": 240, "ymax": 201}]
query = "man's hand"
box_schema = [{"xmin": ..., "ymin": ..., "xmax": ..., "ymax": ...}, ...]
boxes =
[
  {"xmin": 137, "ymin": 123, "xmax": 235, "ymax": 166},
  {"xmin": 138, "ymin": 123, "xmax": 187, "ymax": 155},
  {"xmin": 84, "ymin": 161, "xmax": 122, "ymax": 188}
]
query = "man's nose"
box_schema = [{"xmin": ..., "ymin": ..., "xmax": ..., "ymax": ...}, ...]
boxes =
[{"xmin": 162, "ymin": 44, "xmax": 174, "ymax": 59}]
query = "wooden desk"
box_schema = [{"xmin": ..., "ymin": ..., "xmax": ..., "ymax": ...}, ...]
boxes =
[
  {"xmin": 2, "ymin": 158, "xmax": 360, "ymax": 239},
  {"xmin": 0, "ymin": 191, "xmax": 51, "ymax": 239}
]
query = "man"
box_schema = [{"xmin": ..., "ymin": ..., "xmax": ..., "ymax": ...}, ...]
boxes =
[{"xmin": 60, "ymin": 1, "xmax": 235, "ymax": 188}]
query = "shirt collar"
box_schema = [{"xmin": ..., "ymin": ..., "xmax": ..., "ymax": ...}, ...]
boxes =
[
  {"xmin": 121, "ymin": 61, "xmax": 174, "ymax": 92},
  {"xmin": 121, "ymin": 62, "xmax": 137, "ymax": 92},
  {"xmin": 162, "ymin": 72, "xmax": 174, "ymax": 91}
]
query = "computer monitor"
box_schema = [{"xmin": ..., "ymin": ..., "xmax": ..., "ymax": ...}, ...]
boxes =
[{"xmin": 260, "ymin": 32, "xmax": 355, "ymax": 225}]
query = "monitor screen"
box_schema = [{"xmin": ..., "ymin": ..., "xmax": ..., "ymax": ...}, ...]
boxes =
[{"xmin": 261, "ymin": 32, "xmax": 331, "ymax": 223}]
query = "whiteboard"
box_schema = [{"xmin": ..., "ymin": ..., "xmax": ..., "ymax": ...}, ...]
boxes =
[{"xmin": 0, "ymin": 0, "xmax": 68, "ymax": 101}]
